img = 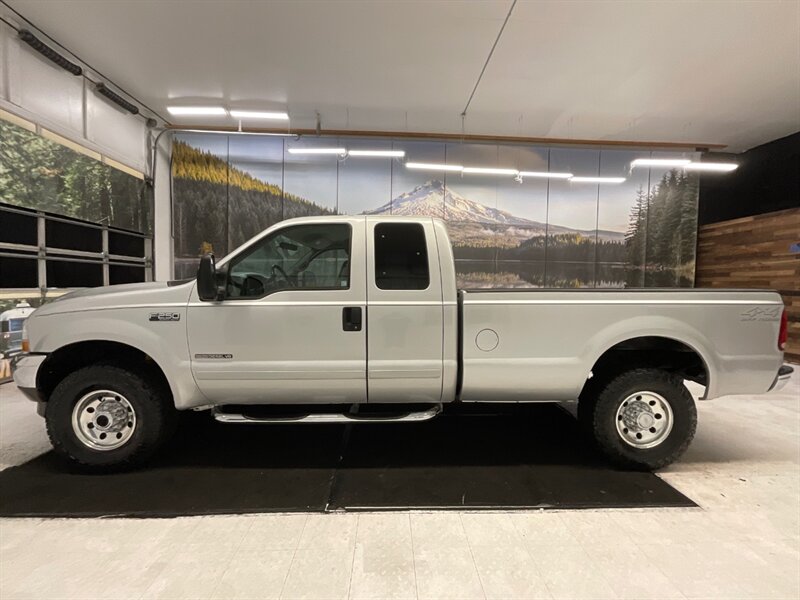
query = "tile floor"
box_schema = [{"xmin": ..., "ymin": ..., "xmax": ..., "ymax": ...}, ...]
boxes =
[{"xmin": 0, "ymin": 371, "xmax": 798, "ymax": 599}]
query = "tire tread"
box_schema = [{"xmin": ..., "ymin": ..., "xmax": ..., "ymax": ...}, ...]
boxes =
[
  {"xmin": 590, "ymin": 367, "xmax": 697, "ymax": 470},
  {"xmin": 45, "ymin": 363, "xmax": 175, "ymax": 471}
]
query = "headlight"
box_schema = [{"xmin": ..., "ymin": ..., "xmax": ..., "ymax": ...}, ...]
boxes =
[{"xmin": 21, "ymin": 321, "xmax": 29, "ymax": 353}]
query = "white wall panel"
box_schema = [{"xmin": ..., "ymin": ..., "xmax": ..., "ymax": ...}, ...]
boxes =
[
  {"xmin": 16, "ymin": 47, "xmax": 84, "ymax": 136},
  {"xmin": 86, "ymin": 88, "xmax": 146, "ymax": 172},
  {"xmin": 152, "ymin": 134, "xmax": 173, "ymax": 281},
  {"xmin": 0, "ymin": 21, "xmax": 149, "ymax": 175},
  {"xmin": 0, "ymin": 25, "xmax": 7, "ymax": 101}
]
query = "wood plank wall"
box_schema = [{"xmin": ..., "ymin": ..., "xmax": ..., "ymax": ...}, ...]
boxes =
[{"xmin": 696, "ymin": 207, "xmax": 800, "ymax": 363}]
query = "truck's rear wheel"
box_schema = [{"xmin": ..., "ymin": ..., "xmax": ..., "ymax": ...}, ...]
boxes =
[
  {"xmin": 45, "ymin": 364, "xmax": 175, "ymax": 471},
  {"xmin": 587, "ymin": 368, "xmax": 696, "ymax": 470}
]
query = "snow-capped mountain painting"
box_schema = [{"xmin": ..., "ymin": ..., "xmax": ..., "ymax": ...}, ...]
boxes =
[
  {"xmin": 170, "ymin": 134, "xmax": 697, "ymax": 289},
  {"xmin": 363, "ymin": 180, "xmax": 625, "ymax": 242}
]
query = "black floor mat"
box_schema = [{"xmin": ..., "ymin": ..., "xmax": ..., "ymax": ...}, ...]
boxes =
[{"xmin": 0, "ymin": 405, "xmax": 695, "ymax": 517}]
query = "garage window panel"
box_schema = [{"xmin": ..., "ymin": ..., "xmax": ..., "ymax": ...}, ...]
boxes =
[
  {"xmin": 109, "ymin": 231, "xmax": 145, "ymax": 258},
  {"xmin": 46, "ymin": 219, "xmax": 102, "ymax": 253},
  {"xmin": 0, "ymin": 209, "xmax": 38, "ymax": 246},
  {"xmin": 0, "ymin": 255, "xmax": 38, "ymax": 288},
  {"xmin": 109, "ymin": 264, "xmax": 145, "ymax": 285},
  {"xmin": 46, "ymin": 259, "xmax": 103, "ymax": 288}
]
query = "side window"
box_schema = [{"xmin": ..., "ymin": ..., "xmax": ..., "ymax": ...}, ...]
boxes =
[
  {"xmin": 227, "ymin": 224, "xmax": 351, "ymax": 298},
  {"xmin": 374, "ymin": 223, "xmax": 430, "ymax": 290}
]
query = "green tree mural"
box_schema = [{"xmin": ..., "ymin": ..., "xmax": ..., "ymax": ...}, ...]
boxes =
[
  {"xmin": 625, "ymin": 170, "xmax": 699, "ymax": 287},
  {"xmin": 171, "ymin": 140, "xmax": 334, "ymax": 264},
  {"xmin": 0, "ymin": 120, "xmax": 151, "ymax": 233}
]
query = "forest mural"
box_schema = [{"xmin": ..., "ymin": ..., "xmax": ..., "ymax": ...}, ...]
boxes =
[
  {"xmin": 0, "ymin": 119, "xmax": 152, "ymax": 233},
  {"xmin": 172, "ymin": 133, "xmax": 699, "ymax": 287}
]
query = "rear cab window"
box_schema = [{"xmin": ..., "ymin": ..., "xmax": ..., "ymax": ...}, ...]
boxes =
[{"xmin": 374, "ymin": 223, "xmax": 429, "ymax": 290}]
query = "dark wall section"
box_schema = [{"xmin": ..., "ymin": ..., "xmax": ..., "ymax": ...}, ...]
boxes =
[{"xmin": 699, "ymin": 131, "xmax": 800, "ymax": 225}]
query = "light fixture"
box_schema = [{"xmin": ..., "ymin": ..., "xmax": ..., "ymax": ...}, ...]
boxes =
[
  {"xmin": 630, "ymin": 158, "xmax": 691, "ymax": 168},
  {"xmin": 684, "ymin": 162, "xmax": 738, "ymax": 172},
  {"xmin": 406, "ymin": 162, "xmax": 463, "ymax": 172},
  {"xmin": 462, "ymin": 167, "xmax": 519, "ymax": 175},
  {"xmin": 229, "ymin": 110, "xmax": 289, "ymax": 120},
  {"xmin": 518, "ymin": 171, "xmax": 573, "ymax": 179},
  {"xmin": 570, "ymin": 176, "xmax": 626, "ymax": 183},
  {"xmin": 347, "ymin": 150, "xmax": 406, "ymax": 158},
  {"xmin": 167, "ymin": 106, "xmax": 227, "ymax": 116},
  {"xmin": 230, "ymin": 110, "xmax": 289, "ymax": 121},
  {"xmin": 177, "ymin": 129, "xmax": 297, "ymax": 137},
  {"xmin": 288, "ymin": 147, "xmax": 347, "ymax": 155}
]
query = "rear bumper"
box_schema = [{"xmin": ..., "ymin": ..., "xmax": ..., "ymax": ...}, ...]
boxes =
[
  {"xmin": 11, "ymin": 354, "xmax": 46, "ymax": 402},
  {"xmin": 768, "ymin": 364, "xmax": 794, "ymax": 393}
]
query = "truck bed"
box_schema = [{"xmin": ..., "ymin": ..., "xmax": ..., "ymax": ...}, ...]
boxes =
[{"xmin": 459, "ymin": 288, "xmax": 784, "ymax": 402}]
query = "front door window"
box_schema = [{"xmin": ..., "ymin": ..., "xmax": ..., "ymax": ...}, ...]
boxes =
[{"xmin": 226, "ymin": 224, "xmax": 351, "ymax": 298}]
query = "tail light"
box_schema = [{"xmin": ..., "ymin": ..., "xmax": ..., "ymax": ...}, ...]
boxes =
[
  {"xmin": 21, "ymin": 321, "xmax": 29, "ymax": 353},
  {"xmin": 778, "ymin": 309, "xmax": 788, "ymax": 351}
]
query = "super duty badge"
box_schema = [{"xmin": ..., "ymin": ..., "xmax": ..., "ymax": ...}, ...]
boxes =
[{"xmin": 149, "ymin": 312, "xmax": 181, "ymax": 322}]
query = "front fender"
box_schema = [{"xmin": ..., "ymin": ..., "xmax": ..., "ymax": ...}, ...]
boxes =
[{"xmin": 30, "ymin": 309, "xmax": 205, "ymax": 410}]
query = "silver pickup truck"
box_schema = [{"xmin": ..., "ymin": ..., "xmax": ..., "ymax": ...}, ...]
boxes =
[{"xmin": 14, "ymin": 216, "xmax": 792, "ymax": 471}]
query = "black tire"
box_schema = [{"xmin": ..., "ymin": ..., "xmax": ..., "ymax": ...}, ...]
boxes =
[
  {"xmin": 577, "ymin": 376, "xmax": 601, "ymax": 435},
  {"xmin": 589, "ymin": 368, "xmax": 697, "ymax": 470},
  {"xmin": 45, "ymin": 364, "xmax": 176, "ymax": 471}
]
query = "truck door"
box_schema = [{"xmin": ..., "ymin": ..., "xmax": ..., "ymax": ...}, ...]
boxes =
[
  {"xmin": 365, "ymin": 218, "xmax": 444, "ymax": 403},
  {"xmin": 186, "ymin": 219, "xmax": 367, "ymax": 404}
]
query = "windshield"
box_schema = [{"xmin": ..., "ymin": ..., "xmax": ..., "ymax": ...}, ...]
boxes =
[{"xmin": 7, "ymin": 318, "xmax": 25, "ymax": 333}]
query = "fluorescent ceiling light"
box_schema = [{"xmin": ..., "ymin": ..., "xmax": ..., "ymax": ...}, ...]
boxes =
[
  {"xmin": 347, "ymin": 150, "xmax": 405, "ymax": 158},
  {"xmin": 167, "ymin": 106, "xmax": 226, "ymax": 116},
  {"xmin": 518, "ymin": 171, "xmax": 573, "ymax": 179},
  {"xmin": 177, "ymin": 129, "xmax": 296, "ymax": 137},
  {"xmin": 630, "ymin": 158, "xmax": 691, "ymax": 168},
  {"xmin": 570, "ymin": 176, "xmax": 626, "ymax": 183},
  {"xmin": 229, "ymin": 110, "xmax": 289, "ymax": 120},
  {"xmin": 406, "ymin": 162, "xmax": 463, "ymax": 172},
  {"xmin": 462, "ymin": 167, "xmax": 519, "ymax": 175},
  {"xmin": 288, "ymin": 147, "xmax": 346, "ymax": 155},
  {"xmin": 684, "ymin": 162, "xmax": 738, "ymax": 172}
]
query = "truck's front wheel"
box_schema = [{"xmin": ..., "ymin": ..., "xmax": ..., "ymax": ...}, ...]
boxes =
[
  {"xmin": 45, "ymin": 364, "xmax": 175, "ymax": 471},
  {"xmin": 587, "ymin": 368, "xmax": 697, "ymax": 470}
]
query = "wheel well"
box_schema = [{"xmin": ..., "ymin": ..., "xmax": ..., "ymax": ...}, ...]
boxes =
[
  {"xmin": 581, "ymin": 336, "xmax": 708, "ymax": 400},
  {"xmin": 37, "ymin": 341, "xmax": 171, "ymax": 402}
]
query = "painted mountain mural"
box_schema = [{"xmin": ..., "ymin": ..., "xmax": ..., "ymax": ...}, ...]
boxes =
[
  {"xmin": 170, "ymin": 135, "xmax": 697, "ymax": 288},
  {"xmin": 364, "ymin": 180, "xmax": 624, "ymax": 241},
  {"xmin": 171, "ymin": 140, "xmax": 335, "ymax": 277},
  {"xmin": 363, "ymin": 180, "xmax": 628, "ymax": 285}
]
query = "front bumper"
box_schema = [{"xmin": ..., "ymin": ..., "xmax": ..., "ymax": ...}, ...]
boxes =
[
  {"xmin": 768, "ymin": 364, "xmax": 794, "ymax": 393},
  {"xmin": 11, "ymin": 354, "xmax": 47, "ymax": 402}
]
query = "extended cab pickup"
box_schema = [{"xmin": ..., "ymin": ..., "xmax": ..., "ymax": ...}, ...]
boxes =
[{"xmin": 14, "ymin": 216, "xmax": 792, "ymax": 471}]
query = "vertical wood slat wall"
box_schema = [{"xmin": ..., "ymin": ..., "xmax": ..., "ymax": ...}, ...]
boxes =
[{"xmin": 695, "ymin": 207, "xmax": 800, "ymax": 363}]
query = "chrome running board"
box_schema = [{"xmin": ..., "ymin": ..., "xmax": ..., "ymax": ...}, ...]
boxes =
[{"xmin": 212, "ymin": 404, "xmax": 443, "ymax": 424}]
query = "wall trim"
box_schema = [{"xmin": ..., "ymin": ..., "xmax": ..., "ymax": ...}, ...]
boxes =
[{"xmin": 165, "ymin": 124, "xmax": 726, "ymax": 152}]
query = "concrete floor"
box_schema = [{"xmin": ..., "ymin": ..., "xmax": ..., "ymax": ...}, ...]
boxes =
[{"xmin": 0, "ymin": 373, "xmax": 798, "ymax": 600}]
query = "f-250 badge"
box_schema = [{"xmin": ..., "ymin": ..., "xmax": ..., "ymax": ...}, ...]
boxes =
[
  {"xmin": 740, "ymin": 307, "xmax": 781, "ymax": 322},
  {"xmin": 149, "ymin": 312, "xmax": 181, "ymax": 322}
]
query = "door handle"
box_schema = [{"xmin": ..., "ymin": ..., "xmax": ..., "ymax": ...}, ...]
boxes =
[{"xmin": 342, "ymin": 307, "xmax": 362, "ymax": 332}]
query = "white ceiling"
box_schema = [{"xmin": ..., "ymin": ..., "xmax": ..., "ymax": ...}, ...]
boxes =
[{"xmin": 4, "ymin": 0, "xmax": 800, "ymax": 151}]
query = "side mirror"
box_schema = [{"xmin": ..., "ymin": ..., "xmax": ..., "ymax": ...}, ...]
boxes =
[{"xmin": 197, "ymin": 254, "xmax": 222, "ymax": 301}]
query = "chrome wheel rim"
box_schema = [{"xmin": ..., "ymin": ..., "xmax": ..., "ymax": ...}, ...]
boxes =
[
  {"xmin": 615, "ymin": 391, "xmax": 673, "ymax": 449},
  {"xmin": 71, "ymin": 390, "xmax": 136, "ymax": 451}
]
